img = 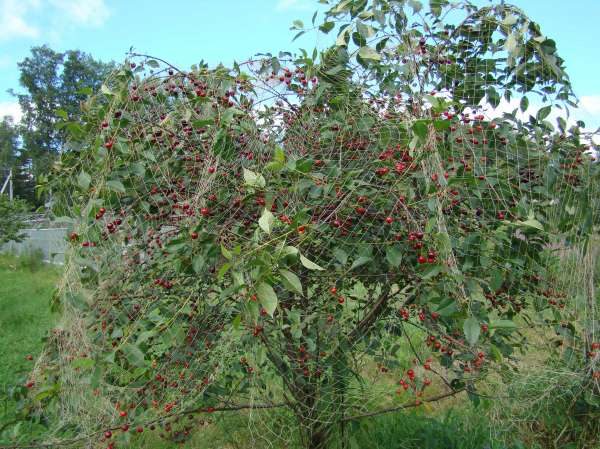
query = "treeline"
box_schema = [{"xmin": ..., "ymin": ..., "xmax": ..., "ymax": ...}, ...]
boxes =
[{"xmin": 1, "ymin": 45, "xmax": 114, "ymax": 207}]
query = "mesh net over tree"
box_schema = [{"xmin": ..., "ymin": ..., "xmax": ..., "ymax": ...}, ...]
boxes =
[{"xmin": 9, "ymin": 1, "xmax": 599, "ymax": 448}]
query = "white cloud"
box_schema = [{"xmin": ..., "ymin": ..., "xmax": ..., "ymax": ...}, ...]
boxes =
[
  {"xmin": 49, "ymin": 0, "xmax": 110, "ymax": 27},
  {"xmin": 473, "ymin": 95, "xmax": 600, "ymax": 133},
  {"xmin": 0, "ymin": 0, "xmax": 109, "ymax": 42},
  {"xmin": 580, "ymin": 95, "xmax": 600, "ymax": 116},
  {"xmin": 0, "ymin": 101, "xmax": 23, "ymax": 122},
  {"xmin": 276, "ymin": 0, "xmax": 312, "ymax": 11},
  {"xmin": 0, "ymin": 0, "xmax": 41, "ymax": 41}
]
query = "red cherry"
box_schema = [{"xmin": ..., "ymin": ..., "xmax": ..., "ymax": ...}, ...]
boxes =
[
  {"xmin": 297, "ymin": 225, "xmax": 306, "ymax": 234},
  {"xmin": 136, "ymin": 426, "xmax": 143, "ymax": 433},
  {"xmin": 104, "ymin": 431, "xmax": 112, "ymax": 439},
  {"xmin": 104, "ymin": 140, "xmax": 114, "ymax": 150},
  {"xmin": 418, "ymin": 255, "xmax": 427, "ymax": 264},
  {"xmin": 497, "ymin": 212, "xmax": 505, "ymax": 220},
  {"xmin": 385, "ymin": 216, "xmax": 393, "ymax": 224},
  {"xmin": 330, "ymin": 287, "xmax": 337, "ymax": 294},
  {"xmin": 200, "ymin": 208, "xmax": 210, "ymax": 217},
  {"xmin": 337, "ymin": 297, "xmax": 345, "ymax": 304},
  {"xmin": 119, "ymin": 411, "xmax": 127, "ymax": 418},
  {"xmin": 208, "ymin": 166, "xmax": 216, "ymax": 174},
  {"xmin": 191, "ymin": 231, "xmax": 198, "ymax": 240}
]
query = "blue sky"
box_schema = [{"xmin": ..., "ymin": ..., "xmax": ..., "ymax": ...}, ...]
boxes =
[{"xmin": 0, "ymin": 0, "xmax": 599, "ymax": 129}]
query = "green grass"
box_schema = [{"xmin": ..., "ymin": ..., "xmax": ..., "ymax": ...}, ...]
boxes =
[
  {"xmin": 347, "ymin": 407, "xmax": 523, "ymax": 449},
  {"xmin": 0, "ymin": 254, "xmax": 59, "ymax": 388}
]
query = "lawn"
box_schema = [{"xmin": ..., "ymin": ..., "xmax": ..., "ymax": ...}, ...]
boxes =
[{"xmin": 0, "ymin": 254, "xmax": 59, "ymax": 392}]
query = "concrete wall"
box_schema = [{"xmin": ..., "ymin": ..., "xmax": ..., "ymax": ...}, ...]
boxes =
[{"xmin": 2, "ymin": 227, "xmax": 68, "ymax": 264}]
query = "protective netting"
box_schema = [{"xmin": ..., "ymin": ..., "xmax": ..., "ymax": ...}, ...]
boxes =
[{"xmin": 11, "ymin": 2, "xmax": 600, "ymax": 449}]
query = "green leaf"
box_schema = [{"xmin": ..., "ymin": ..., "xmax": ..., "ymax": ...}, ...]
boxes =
[
  {"xmin": 358, "ymin": 46, "xmax": 381, "ymax": 61},
  {"xmin": 121, "ymin": 343, "xmax": 146, "ymax": 367},
  {"xmin": 192, "ymin": 254, "xmax": 205, "ymax": 273},
  {"xmin": 386, "ymin": 246, "xmax": 402, "ymax": 267},
  {"xmin": 256, "ymin": 282, "xmax": 278, "ymax": 317},
  {"xmin": 336, "ymin": 25, "xmax": 352, "ymax": 46},
  {"xmin": 292, "ymin": 19, "xmax": 304, "ymax": 29},
  {"xmin": 71, "ymin": 358, "xmax": 95, "ymax": 369},
  {"xmin": 505, "ymin": 33, "xmax": 519, "ymax": 56},
  {"xmin": 55, "ymin": 109, "xmax": 68, "ymax": 120},
  {"xmin": 77, "ymin": 171, "xmax": 91, "ymax": 190},
  {"xmin": 350, "ymin": 256, "xmax": 372, "ymax": 270},
  {"xmin": 537, "ymin": 105, "xmax": 552, "ymax": 121},
  {"xmin": 280, "ymin": 269, "xmax": 303, "ymax": 295},
  {"xmin": 408, "ymin": 0, "xmax": 423, "ymax": 12},
  {"xmin": 106, "ymin": 180, "xmax": 126, "ymax": 194},
  {"xmin": 333, "ymin": 248, "xmax": 348, "ymax": 265},
  {"xmin": 243, "ymin": 168, "xmax": 266, "ymax": 188},
  {"xmin": 319, "ymin": 22, "xmax": 335, "ymax": 34},
  {"xmin": 217, "ymin": 263, "xmax": 231, "ymax": 280},
  {"xmin": 463, "ymin": 317, "xmax": 480, "ymax": 346},
  {"xmin": 259, "ymin": 208, "xmax": 275, "ymax": 234},
  {"xmin": 280, "ymin": 246, "xmax": 299, "ymax": 258},
  {"xmin": 213, "ymin": 129, "xmax": 235, "ymax": 160},
  {"xmin": 273, "ymin": 147, "xmax": 286, "ymax": 163},
  {"xmin": 489, "ymin": 320, "xmax": 517, "ymax": 330},
  {"xmin": 146, "ymin": 59, "xmax": 160, "ymax": 68},
  {"xmin": 357, "ymin": 22, "xmax": 375, "ymax": 38},
  {"xmin": 192, "ymin": 118, "xmax": 214, "ymax": 128},
  {"xmin": 300, "ymin": 254, "xmax": 324, "ymax": 271},
  {"xmin": 413, "ymin": 120, "xmax": 428, "ymax": 139},
  {"xmin": 221, "ymin": 244, "xmax": 233, "ymax": 260},
  {"xmin": 520, "ymin": 96, "xmax": 529, "ymax": 112}
]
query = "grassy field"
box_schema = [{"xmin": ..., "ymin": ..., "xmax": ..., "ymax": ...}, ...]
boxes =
[
  {"xmin": 0, "ymin": 252, "xmax": 597, "ymax": 449},
  {"xmin": 0, "ymin": 253, "xmax": 59, "ymax": 388}
]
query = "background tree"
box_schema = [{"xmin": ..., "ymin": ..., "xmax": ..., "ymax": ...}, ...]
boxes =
[
  {"xmin": 8, "ymin": 46, "xmax": 114, "ymax": 205},
  {"xmin": 0, "ymin": 196, "xmax": 30, "ymax": 245}
]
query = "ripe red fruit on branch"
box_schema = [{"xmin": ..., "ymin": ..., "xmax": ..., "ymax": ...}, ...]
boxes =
[
  {"xmin": 104, "ymin": 140, "xmax": 114, "ymax": 150},
  {"xmin": 190, "ymin": 231, "xmax": 198, "ymax": 240},
  {"xmin": 385, "ymin": 216, "xmax": 393, "ymax": 224},
  {"xmin": 200, "ymin": 208, "xmax": 210, "ymax": 217}
]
